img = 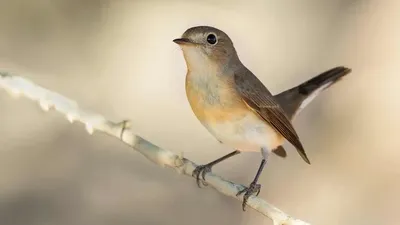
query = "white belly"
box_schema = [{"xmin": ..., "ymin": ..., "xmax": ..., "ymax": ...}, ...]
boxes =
[{"xmin": 203, "ymin": 113, "xmax": 282, "ymax": 152}]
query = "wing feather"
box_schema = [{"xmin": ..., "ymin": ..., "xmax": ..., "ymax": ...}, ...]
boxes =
[{"xmin": 234, "ymin": 69, "xmax": 310, "ymax": 164}]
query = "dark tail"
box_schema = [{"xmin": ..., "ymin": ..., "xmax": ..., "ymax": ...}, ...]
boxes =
[
  {"xmin": 272, "ymin": 66, "xmax": 351, "ymax": 159},
  {"xmin": 274, "ymin": 66, "xmax": 352, "ymax": 120}
]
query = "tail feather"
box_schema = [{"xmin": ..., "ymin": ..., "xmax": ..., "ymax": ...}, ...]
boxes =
[
  {"xmin": 274, "ymin": 66, "xmax": 352, "ymax": 119},
  {"xmin": 272, "ymin": 66, "xmax": 351, "ymax": 160}
]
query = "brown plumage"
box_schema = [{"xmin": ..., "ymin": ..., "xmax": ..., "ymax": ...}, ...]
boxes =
[
  {"xmin": 234, "ymin": 67, "xmax": 310, "ymax": 164},
  {"xmin": 174, "ymin": 25, "xmax": 351, "ymax": 210},
  {"xmin": 275, "ymin": 66, "xmax": 352, "ymax": 119},
  {"xmin": 269, "ymin": 66, "xmax": 352, "ymax": 158}
]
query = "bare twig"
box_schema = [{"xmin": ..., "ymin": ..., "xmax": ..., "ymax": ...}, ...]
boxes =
[{"xmin": 0, "ymin": 71, "xmax": 310, "ymax": 225}]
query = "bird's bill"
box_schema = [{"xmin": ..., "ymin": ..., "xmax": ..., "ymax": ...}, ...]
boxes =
[{"xmin": 173, "ymin": 38, "xmax": 196, "ymax": 46}]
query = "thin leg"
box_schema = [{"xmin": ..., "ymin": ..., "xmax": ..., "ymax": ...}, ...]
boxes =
[
  {"xmin": 236, "ymin": 152, "xmax": 268, "ymax": 211},
  {"xmin": 252, "ymin": 159, "xmax": 266, "ymax": 185},
  {"xmin": 192, "ymin": 150, "xmax": 240, "ymax": 187}
]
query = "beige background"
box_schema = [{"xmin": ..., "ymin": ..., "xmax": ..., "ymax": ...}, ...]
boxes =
[{"xmin": 0, "ymin": 0, "xmax": 399, "ymax": 225}]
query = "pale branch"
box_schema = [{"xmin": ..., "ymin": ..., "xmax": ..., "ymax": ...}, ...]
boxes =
[{"xmin": 0, "ymin": 71, "xmax": 310, "ymax": 225}]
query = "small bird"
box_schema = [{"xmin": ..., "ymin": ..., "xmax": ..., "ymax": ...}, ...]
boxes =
[{"xmin": 173, "ymin": 26, "xmax": 351, "ymax": 210}]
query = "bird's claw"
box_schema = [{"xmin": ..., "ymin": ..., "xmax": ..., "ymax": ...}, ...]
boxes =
[
  {"xmin": 192, "ymin": 164, "xmax": 212, "ymax": 187},
  {"xmin": 236, "ymin": 182, "xmax": 261, "ymax": 211}
]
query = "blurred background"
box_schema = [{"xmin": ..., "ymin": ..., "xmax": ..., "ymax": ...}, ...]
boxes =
[{"xmin": 0, "ymin": 0, "xmax": 399, "ymax": 224}]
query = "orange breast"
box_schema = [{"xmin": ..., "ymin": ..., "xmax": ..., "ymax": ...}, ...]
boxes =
[
  {"xmin": 185, "ymin": 72, "xmax": 248, "ymax": 124},
  {"xmin": 185, "ymin": 72, "xmax": 287, "ymax": 151}
]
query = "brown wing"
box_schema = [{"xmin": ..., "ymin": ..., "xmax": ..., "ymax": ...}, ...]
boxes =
[{"xmin": 234, "ymin": 69, "xmax": 310, "ymax": 164}]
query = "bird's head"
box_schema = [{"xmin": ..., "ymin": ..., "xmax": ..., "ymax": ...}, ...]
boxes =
[{"xmin": 173, "ymin": 26, "xmax": 239, "ymax": 70}]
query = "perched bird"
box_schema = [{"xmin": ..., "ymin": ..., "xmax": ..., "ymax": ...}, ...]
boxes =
[{"xmin": 173, "ymin": 26, "xmax": 351, "ymax": 210}]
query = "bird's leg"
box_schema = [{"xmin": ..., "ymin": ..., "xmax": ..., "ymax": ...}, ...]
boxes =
[
  {"xmin": 236, "ymin": 150, "xmax": 269, "ymax": 211},
  {"xmin": 192, "ymin": 150, "xmax": 240, "ymax": 187}
]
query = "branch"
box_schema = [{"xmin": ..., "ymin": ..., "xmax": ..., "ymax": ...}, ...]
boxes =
[{"xmin": 0, "ymin": 71, "xmax": 310, "ymax": 225}]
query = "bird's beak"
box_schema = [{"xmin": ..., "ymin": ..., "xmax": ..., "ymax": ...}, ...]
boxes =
[{"xmin": 173, "ymin": 38, "xmax": 194, "ymax": 45}]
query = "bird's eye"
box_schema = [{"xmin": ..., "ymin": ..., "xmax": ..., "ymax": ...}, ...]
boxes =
[{"xmin": 206, "ymin": 33, "xmax": 217, "ymax": 45}]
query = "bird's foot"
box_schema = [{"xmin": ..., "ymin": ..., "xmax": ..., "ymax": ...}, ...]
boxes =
[
  {"xmin": 236, "ymin": 182, "xmax": 261, "ymax": 211},
  {"xmin": 192, "ymin": 164, "xmax": 212, "ymax": 187}
]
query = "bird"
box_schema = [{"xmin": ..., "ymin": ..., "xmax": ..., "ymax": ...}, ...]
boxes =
[{"xmin": 173, "ymin": 25, "xmax": 351, "ymax": 210}]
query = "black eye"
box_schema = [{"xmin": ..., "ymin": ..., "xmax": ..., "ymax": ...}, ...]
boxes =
[{"xmin": 206, "ymin": 33, "xmax": 217, "ymax": 45}]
